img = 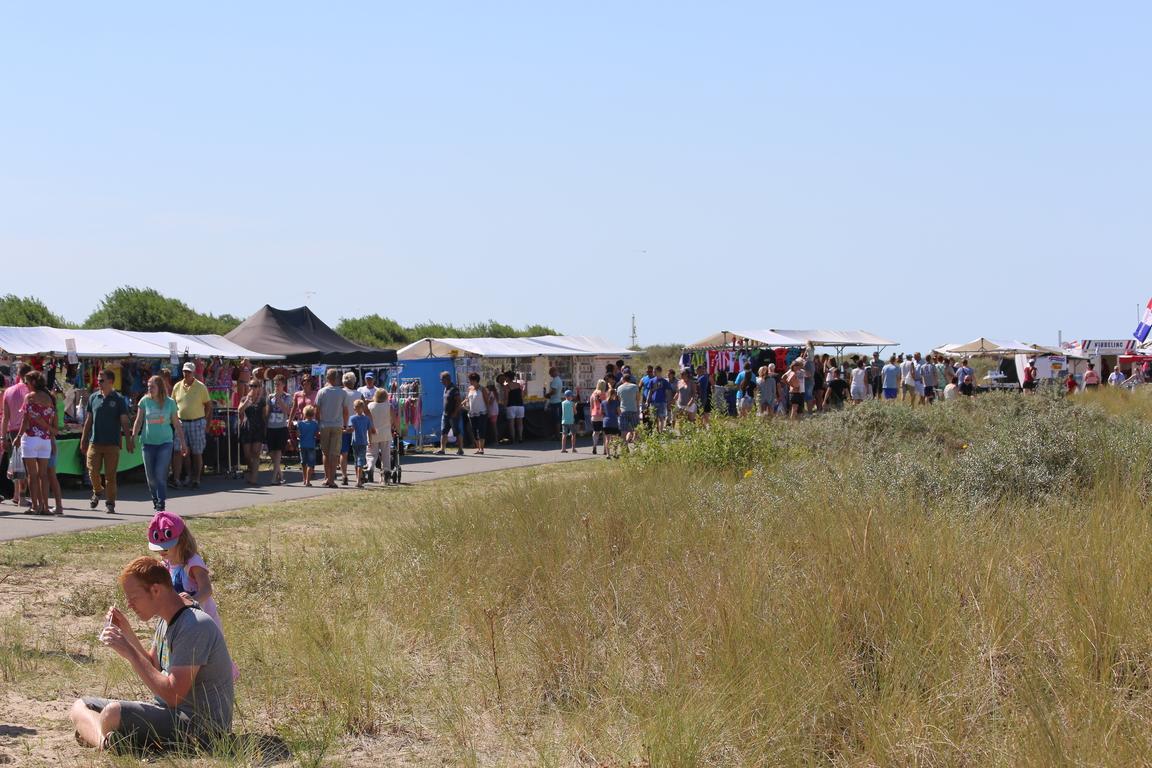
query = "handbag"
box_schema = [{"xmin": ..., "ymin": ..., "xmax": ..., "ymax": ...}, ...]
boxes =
[{"xmin": 8, "ymin": 442, "xmax": 24, "ymax": 477}]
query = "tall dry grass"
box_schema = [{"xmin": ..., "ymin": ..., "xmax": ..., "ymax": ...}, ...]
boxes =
[
  {"xmin": 211, "ymin": 390, "xmax": 1152, "ymax": 765},
  {"xmin": 9, "ymin": 388, "xmax": 1152, "ymax": 766}
]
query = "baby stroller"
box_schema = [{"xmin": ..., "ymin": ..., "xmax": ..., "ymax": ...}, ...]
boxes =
[
  {"xmin": 386, "ymin": 431, "xmax": 402, "ymax": 484},
  {"xmin": 367, "ymin": 431, "xmax": 403, "ymax": 485}
]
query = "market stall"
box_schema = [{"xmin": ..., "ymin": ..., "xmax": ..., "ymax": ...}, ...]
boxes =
[
  {"xmin": 395, "ymin": 335, "xmax": 632, "ymax": 441},
  {"xmin": 684, "ymin": 328, "xmax": 897, "ymax": 375},
  {"xmin": 0, "ymin": 326, "xmax": 277, "ymax": 480}
]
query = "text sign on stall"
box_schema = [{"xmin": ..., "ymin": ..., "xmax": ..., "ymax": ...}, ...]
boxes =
[
  {"xmin": 311, "ymin": 364, "xmax": 327, "ymax": 379},
  {"xmin": 1048, "ymin": 355, "xmax": 1067, "ymax": 374},
  {"xmin": 64, "ymin": 338, "xmax": 78, "ymax": 364},
  {"xmin": 169, "ymin": 342, "xmax": 179, "ymax": 366}
]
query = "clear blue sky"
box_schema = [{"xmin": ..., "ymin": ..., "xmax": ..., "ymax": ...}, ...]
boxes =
[{"xmin": 2, "ymin": 2, "xmax": 1149, "ymax": 353}]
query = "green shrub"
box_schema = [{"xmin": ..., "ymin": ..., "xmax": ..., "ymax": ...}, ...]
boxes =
[{"xmin": 629, "ymin": 416, "xmax": 780, "ymax": 472}]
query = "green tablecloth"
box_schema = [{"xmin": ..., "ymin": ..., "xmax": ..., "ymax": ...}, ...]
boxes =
[{"xmin": 54, "ymin": 438, "xmax": 144, "ymax": 476}]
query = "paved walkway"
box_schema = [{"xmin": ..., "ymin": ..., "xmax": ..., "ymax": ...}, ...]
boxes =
[{"xmin": 0, "ymin": 442, "xmax": 595, "ymax": 542}]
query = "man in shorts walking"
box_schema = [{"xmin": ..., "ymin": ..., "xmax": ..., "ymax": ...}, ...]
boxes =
[
  {"xmin": 545, "ymin": 367, "xmax": 564, "ymax": 441},
  {"xmin": 869, "ymin": 352, "xmax": 884, "ymax": 400},
  {"xmin": 436, "ymin": 371, "xmax": 465, "ymax": 456},
  {"xmin": 919, "ymin": 353, "xmax": 938, "ymax": 403},
  {"xmin": 315, "ymin": 369, "xmax": 348, "ymax": 488},
  {"xmin": 783, "ymin": 360, "xmax": 806, "ymax": 420},
  {"xmin": 616, "ymin": 374, "xmax": 641, "ymax": 450},
  {"xmin": 171, "ymin": 362, "xmax": 213, "ymax": 489},
  {"xmin": 881, "ymin": 355, "xmax": 901, "ymax": 400}
]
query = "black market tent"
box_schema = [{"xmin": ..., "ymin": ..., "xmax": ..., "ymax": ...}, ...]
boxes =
[{"xmin": 225, "ymin": 305, "xmax": 396, "ymax": 365}]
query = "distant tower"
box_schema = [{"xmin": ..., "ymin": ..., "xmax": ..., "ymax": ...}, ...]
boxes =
[{"xmin": 631, "ymin": 314, "xmax": 638, "ymax": 349}]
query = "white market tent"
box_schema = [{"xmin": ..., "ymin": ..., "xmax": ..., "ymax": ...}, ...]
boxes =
[
  {"xmin": 116, "ymin": 331, "xmax": 281, "ymax": 360},
  {"xmin": 397, "ymin": 335, "xmax": 632, "ymax": 361},
  {"xmin": 0, "ymin": 326, "xmax": 279, "ymax": 360},
  {"xmin": 773, "ymin": 329, "xmax": 898, "ymax": 347},
  {"xmin": 686, "ymin": 328, "xmax": 897, "ymax": 350},
  {"xmin": 0, "ymin": 327, "xmax": 138, "ymax": 357}
]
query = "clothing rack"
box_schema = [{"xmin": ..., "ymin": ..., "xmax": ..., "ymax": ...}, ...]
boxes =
[{"xmin": 395, "ymin": 378, "xmax": 423, "ymax": 451}]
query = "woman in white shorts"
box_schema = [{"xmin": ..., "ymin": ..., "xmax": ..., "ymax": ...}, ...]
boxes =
[
  {"xmin": 502, "ymin": 371, "xmax": 526, "ymax": 443},
  {"xmin": 19, "ymin": 370, "xmax": 58, "ymax": 516}
]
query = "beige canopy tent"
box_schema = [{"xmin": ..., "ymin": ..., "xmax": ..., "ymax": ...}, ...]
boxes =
[{"xmin": 934, "ymin": 338, "xmax": 1039, "ymax": 357}]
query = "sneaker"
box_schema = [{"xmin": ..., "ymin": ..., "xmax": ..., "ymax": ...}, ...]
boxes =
[
  {"xmin": 592, "ymin": 447, "xmax": 598, "ymax": 454},
  {"xmin": 456, "ymin": 448, "xmax": 464, "ymax": 456},
  {"xmin": 433, "ymin": 449, "xmax": 445, "ymax": 455},
  {"xmin": 561, "ymin": 449, "xmax": 568, "ymax": 454},
  {"xmin": 88, "ymin": 494, "xmax": 99, "ymax": 509},
  {"xmin": 167, "ymin": 479, "xmax": 178, "ymax": 489},
  {"xmin": 572, "ymin": 448, "xmax": 578, "ymax": 453},
  {"xmin": 342, "ymin": 476, "xmax": 349, "ymax": 486},
  {"xmin": 52, "ymin": 506, "xmax": 64, "ymax": 516},
  {"xmin": 106, "ymin": 502, "xmax": 116, "ymax": 515}
]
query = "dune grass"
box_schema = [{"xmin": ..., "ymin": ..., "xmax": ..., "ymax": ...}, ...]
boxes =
[{"xmin": 5, "ymin": 388, "xmax": 1152, "ymax": 765}]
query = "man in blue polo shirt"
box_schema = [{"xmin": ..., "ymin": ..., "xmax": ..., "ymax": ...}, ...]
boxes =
[
  {"xmin": 648, "ymin": 365, "xmax": 671, "ymax": 432},
  {"xmin": 638, "ymin": 365, "xmax": 655, "ymax": 425},
  {"xmin": 880, "ymin": 355, "xmax": 901, "ymax": 400}
]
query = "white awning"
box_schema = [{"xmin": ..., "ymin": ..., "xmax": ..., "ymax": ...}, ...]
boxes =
[
  {"xmin": 116, "ymin": 331, "xmax": 282, "ymax": 360},
  {"xmin": 770, "ymin": 329, "xmax": 899, "ymax": 347},
  {"xmin": 529, "ymin": 335, "xmax": 633, "ymax": 357},
  {"xmin": 0, "ymin": 327, "xmax": 281, "ymax": 359},
  {"xmin": 397, "ymin": 335, "xmax": 633, "ymax": 360},
  {"xmin": 0, "ymin": 327, "xmax": 145, "ymax": 357}
]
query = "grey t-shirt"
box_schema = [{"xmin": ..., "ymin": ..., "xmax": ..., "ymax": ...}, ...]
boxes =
[
  {"xmin": 153, "ymin": 607, "xmax": 234, "ymax": 737},
  {"xmin": 315, "ymin": 385, "xmax": 347, "ymax": 429},
  {"xmin": 616, "ymin": 382, "xmax": 640, "ymax": 413}
]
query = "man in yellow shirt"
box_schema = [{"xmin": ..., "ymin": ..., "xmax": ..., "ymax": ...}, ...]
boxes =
[{"xmin": 171, "ymin": 362, "xmax": 212, "ymax": 489}]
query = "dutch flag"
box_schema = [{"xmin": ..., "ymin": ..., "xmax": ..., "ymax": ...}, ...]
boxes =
[{"xmin": 1134, "ymin": 298, "xmax": 1152, "ymax": 343}]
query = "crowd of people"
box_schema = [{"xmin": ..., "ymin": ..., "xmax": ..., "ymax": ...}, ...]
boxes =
[{"xmin": 3, "ymin": 348, "xmax": 1142, "ymax": 515}]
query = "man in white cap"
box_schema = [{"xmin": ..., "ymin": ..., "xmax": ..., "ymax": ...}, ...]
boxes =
[{"xmin": 170, "ymin": 362, "xmax": 212, "ymax": 489}]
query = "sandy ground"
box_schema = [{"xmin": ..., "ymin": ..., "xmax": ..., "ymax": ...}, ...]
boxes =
[{"xmin": 0, "ymin": 445, "xmax": 599, "ymax": 766}]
